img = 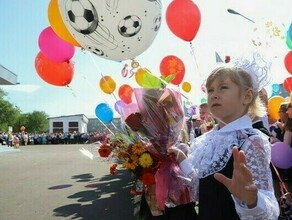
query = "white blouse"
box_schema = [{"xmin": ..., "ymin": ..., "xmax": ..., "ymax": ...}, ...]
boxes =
[{"xmin": 180, "ymin": 115, "xmax": 279, "ymax": 219}]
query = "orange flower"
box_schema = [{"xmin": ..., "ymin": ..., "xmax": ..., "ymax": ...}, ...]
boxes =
[
  {"xmin": 110, "ymin": 164, "xmax": 118, "ymax": 175},
  {"xmin": 123, "ymin": 159, "xmax": 138, "ymax": 170},
  {"xmin": 98, "ymin": 144, "xmax": 112, "ymax": 157},
  {"xmin": 142, "ymin": 172, "xmax": 155, "ymax": 186},
  {"xmin": 132, "ymin": 142, "xmax": 146, "ymax": 155}
]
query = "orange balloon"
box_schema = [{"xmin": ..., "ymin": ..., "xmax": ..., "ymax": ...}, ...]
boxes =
[
  {"xmin": 48, "ymin": 0, "xmax": 80, "ymax": 47},
  {"xmin": 99, "ymin": 76, "xmax": 116, "ymax": 94},
  {"xmin": 35, "ymin": 52, "xmax": 74, "ymax": 86},
  {"xmin": 268, "ymin": 96, "xmax": 285, "ymax": 121},
  {"xmin": 118, "ymin": 84, "xmax": 133, "ymax": 104},
  {"xmin": 160, "ymin": 55, "xmax": 185, "ymax": 85},
  {"xmin": 182, "ymin": 81, "xmax": 191, "ymax": 92},
  {"xmin": 290, "ymin": 91, "xmax": 292, "ymax": 105}
]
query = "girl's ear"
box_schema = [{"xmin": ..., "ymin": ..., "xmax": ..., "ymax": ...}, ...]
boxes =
[{"xmin": 243, "ymin": 88, "xmax": 254, "ymax": 105}]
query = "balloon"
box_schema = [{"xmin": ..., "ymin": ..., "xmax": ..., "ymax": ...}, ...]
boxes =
[
  {"xmin": 283, "ymin": 77, "xmax": 292, "ymax": 92},
  {"xmin": 160, "ymin": 55, "xmax": 185, "ymax": 85},
  {"xmin": 99, "ymin": 76, "xmax": 116, "ymax": 94},
  {"xmin": 95, "ymin": 103, "xmax": 114, "ymax": 123},
  {"xmin": 200, "ymin": 98, "xmax": 207, "ymax": 104},
  {"xmin": 48, "ymin": 0, "xmax": 80, "ymax": 47},
  {"xmin": 114, "ymin": 100, "xmax": 138, "ymax": 119},
  {"xmin": 267, "ymin": 96, "xmax": 285, "ymax": 121},
  {"xmin": 58, "ymin": 0, "xmax": 162, "ymax": 61},
  {"xmin": 114, "ymin": 100, "xmax": 126, "ymax": 115},
  {"xmin": 286, "ymin": 32, "xmax": 292, "ymax": 50},
  {"xmin": 35, "ymin": 52, "xmax": 74, "ymax": 86},
  {"xmin": 166, "ymin": 0, "xmax": 201, "ymax": 41},
  {"xmin": 272, "ymin": 83, "xmax": 280, "ymax": 93},
  {"xmin": 271, "ymin": 142, "xmax": 292, "ymax": 169},
  {"xmin": 118, "ymin": 84, "xmax": 133, "ymax": 104},
  {"xmin": 182, "ymin": 81, "xmax": 191, "ymax": 92},
  {"xmin": 135, "ymin": 68, "xmax": 163, "ymax": 88},
  {"xmin": 38, "ymin": 26, "xmax": 75, "ymax": 62},
  {"xmin": 284, "ymin": 51, "xmax": 292, "ymax": 74},
  {"xmin": 288, "ymin": 23, "xmax": 292, "ymax": 42}
]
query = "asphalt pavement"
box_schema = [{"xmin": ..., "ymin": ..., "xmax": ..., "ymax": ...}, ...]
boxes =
[{"xmin": 0, "ymin": 144, "xmax": 135, "ymax": 220}]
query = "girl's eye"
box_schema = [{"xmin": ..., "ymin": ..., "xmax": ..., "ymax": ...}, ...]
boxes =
[
  {"xmin": 221, "ymin": 86, "xmax": 228, "ymax": 90},
  {"xmin": 207, "ymin": 89, "xmax": 213, "ymax": 94}
]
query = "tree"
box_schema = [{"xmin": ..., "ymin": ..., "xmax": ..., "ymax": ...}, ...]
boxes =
[
  {"xmin": 0, "ymin": 88, "xmax": 20, "ymax": 131},
  {"xmin": 25, "ymin": 111, "xmax": 49, "ymax": 133}
]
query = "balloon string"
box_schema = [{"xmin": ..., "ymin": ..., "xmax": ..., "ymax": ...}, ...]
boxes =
[
  {"xmin": 111, "ymin": 122, "xmax": 118, "ymax": 130},
  {"xmin": 66, "ymin": 84, "xmax": 77, "ymax": 98},
  {"xmin": 96, "ymin": 116, "xmax": 114, "ymax": 135},
  {"xmin": 189, "ymin": 42, "xmax": 202, "ymax": 79}
]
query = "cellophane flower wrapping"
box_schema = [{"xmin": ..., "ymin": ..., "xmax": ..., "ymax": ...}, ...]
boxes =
[{"xmin": 126, "ymin": 88, "xmax": 193, "ymax": 210}]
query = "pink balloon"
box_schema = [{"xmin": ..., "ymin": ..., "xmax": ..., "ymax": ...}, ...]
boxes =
[{"xmin": 38, "ymin": 26, "xmax": 75, "ymax": 62}]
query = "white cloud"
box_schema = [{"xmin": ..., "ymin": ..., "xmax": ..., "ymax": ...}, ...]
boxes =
[{"xmin": 1, "ymin": 84, "xmax": 41, "ymax": 93}]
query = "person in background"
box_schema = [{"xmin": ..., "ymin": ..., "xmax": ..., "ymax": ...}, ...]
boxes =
[{"xmin": 270, "ymin": 102, "xmax": 289, "ymax": 143}]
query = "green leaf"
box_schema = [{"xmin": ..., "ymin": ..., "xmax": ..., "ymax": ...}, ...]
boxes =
[{"xmin": 161, "ymin": 74, "xmax": 175, "ymax": 83}]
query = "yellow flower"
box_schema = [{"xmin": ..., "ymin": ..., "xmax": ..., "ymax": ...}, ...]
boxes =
[{"xmin": 139, "ymin": 153, "xmax": 153, "ymax": 168}]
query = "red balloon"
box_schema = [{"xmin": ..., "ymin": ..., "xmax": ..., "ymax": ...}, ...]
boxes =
[
  {"xmin": 35, "ymin": 52, "xmax": 74, "ymax": 86},
  {"xmin": 166, "ymin": 0, "xmax": 201, "ymax": 41},
  {"xmin": 160, "ymin": 55, "xmax": 185, "ymax": 85},
  {"xmin": 118, "ymin": 84, "xmax": 133, "ymax": 104},
  {"xmin": 284, "ymin": 51, "xmax": 292, "ymax": 74},
  {"xmin": 283, "ymin": 77, "xmax": 292, "ymax": 92}
]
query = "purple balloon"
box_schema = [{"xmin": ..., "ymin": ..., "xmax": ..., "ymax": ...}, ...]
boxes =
[
  {"xmin": 114, "ymin": 100, "xmax": 126, "ymax": 115},
  {"xmin": 38, "ymin": 26, "xmax": 75, "ymax": 62},
  {"xmin": 271, "ymin": 142, "xmax": 292, "ymax": 169}
]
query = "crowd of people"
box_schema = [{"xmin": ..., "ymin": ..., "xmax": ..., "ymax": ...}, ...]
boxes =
[{"xmin": 0, "ymin": 131, "xmax": 110, "ymax": 147}]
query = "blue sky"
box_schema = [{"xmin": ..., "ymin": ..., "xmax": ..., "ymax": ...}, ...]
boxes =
[{"xmin": 0, "ymin": 0, "xmax": 291, "ymax": 118}]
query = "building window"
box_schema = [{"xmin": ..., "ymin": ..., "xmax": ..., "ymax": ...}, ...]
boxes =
[
  {"xmin": 53, "ymin": 122, "xmax": 63, "ymax": 133},
  {"xmin": 69, "ymin": 121, "xmax": 78, "ymax": 132}
]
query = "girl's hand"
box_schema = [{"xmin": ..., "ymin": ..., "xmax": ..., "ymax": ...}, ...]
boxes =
[
  {"xmin": 214, "ymin": 147, "xmax": 258, "ymax": 208},
  {"xmin": 167, "ymin": 146, "xmax": 187, "ymax": 164}
]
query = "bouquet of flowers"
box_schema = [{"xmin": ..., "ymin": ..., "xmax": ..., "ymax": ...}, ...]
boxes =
[{"xmin": 125, "ymin": 88, "xmax": 194, "ymax": 211}]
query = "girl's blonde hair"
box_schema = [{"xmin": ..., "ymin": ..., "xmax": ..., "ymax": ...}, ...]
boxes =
[{"xmin": 206, "ymin": 66, "xmax": 266, "ymax": 118}]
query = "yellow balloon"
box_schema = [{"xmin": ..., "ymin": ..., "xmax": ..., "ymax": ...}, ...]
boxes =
[
  {"xmin": 135, "ymin": 68, "xmax": 148, "ymax": 87},
  {"xmin": 268, "ymin": 96, "xmax": 285, "ymax": 121},
  {"xmin": 100, "ymin": 76, "xmax": 116, "ymax": 94},
  {"xmin": 290, "ymin": 92, "xmax": 292, "ymax": 105},
  {"xmin": 182, "ymin": 81, "xmax": 191, "ymax": 92},
  {"xmin": 48, "ymin": 0, "xmax": 80, "ymax": 47}
]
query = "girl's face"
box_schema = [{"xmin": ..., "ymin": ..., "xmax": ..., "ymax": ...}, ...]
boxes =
[
  {"xmin": 207, "ymin": 76, "xmax": 252, "ymax": 127},
  {"xmin": 287, "ymin": 107, "xmax": 292, "ymax": 119}
]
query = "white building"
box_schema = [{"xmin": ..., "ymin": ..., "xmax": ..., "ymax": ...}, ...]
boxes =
[
  {"xmin": 48, "ymin": 114, "xmax": 88, "ymax": 133},
  {"xmin": 0, "ymin": 65, "xmax": 18, "ymax": 85}
]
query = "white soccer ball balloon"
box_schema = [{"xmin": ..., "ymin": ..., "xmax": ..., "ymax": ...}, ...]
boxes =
[{"xmin": 58, "ymin": 0, "xmax": 162, "ymax": 61}]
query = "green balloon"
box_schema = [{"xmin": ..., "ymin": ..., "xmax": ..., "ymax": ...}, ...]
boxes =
[
  {"xmin": 200, "ymin": 98, "xmax": 207, "ymax": 104},
  {"xmin": 286, "ymin": 32, "xmax": 292, "ymax": 50}
]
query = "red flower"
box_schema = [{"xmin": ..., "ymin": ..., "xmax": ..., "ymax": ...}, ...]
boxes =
[
  {"xmin": 142, "ymin": 172, "xmax": 155, "ymax": 186},
  {"xmin": 125, "ymin": 112, "xmax": 144, "ymax": 132},
  {"xmin": 98, "ymin": 144, "xmax": 112, "ymax": 157},
  {"xmin": 110, "ymin": 164, "xmax": 118, "ymax": 175}
]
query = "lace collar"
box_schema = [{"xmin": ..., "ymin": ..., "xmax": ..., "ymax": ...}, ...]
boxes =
[
  {"xmin": 213, "ymin": 115, "xmax": 253, "ymax": 132},
  {"xmin": 189, "ymin": 115, "xmax": 256, "ymax": 178}
]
